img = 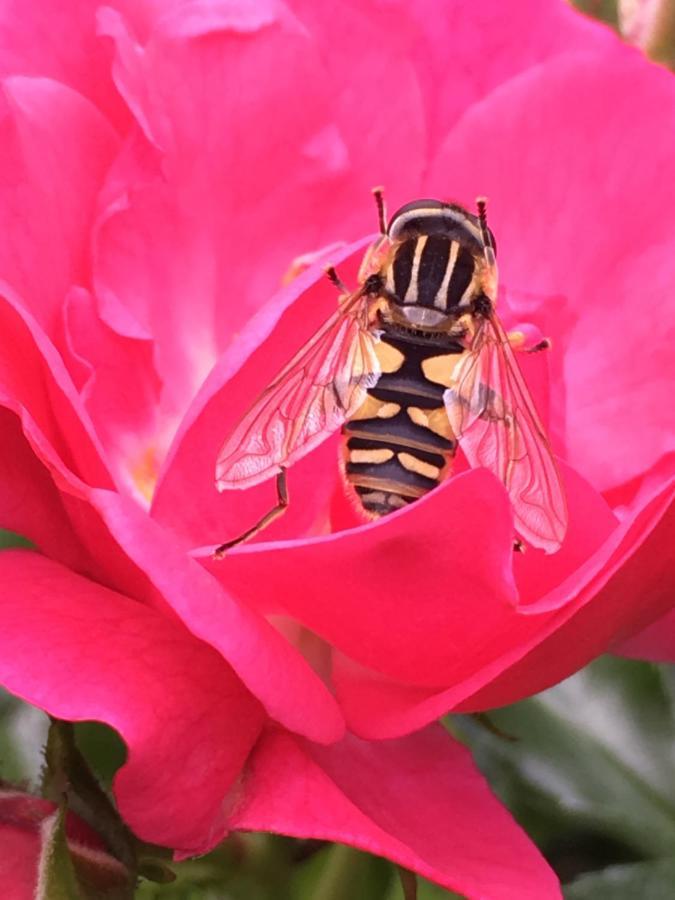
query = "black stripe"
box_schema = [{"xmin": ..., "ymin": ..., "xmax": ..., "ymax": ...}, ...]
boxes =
[
  {"xmin": 347, "ymin": 436, "xmax": 446, "ymax": 469},
  {"xmin": 344, "ymin": 408, "xmax": 455, "ymax": 452},
  {"xmin": 416, "ymin": 235, "xmax": 451, "ymax": 308},
  {"xmin": 370, "ymin": 382, "xmax": 443, "ymax": 407},
  {"xmin": 346, "ymin": 456, "xmax": 439, "ymax": 492},
  {"xmin": 446, "ymin": 245, "xmax": 474, "ymax": 307},
  {"xmin": 368, "ymin": 332, "xmax": 461, "ymax": 406},
  {"xmin": 392, "ymin": 238, "xmax": 415, "ymax": 300}
]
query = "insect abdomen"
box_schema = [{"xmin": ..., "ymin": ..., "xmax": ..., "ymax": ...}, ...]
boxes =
[{"xmin": 341, "ymin": 329, "xmax": 461, "ymax": 517}]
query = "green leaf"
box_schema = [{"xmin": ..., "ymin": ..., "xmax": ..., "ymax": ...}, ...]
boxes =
[
  {"xmin": 564, "ymin": 858, "xmax": 675, "ymax": 899},
  {"xmin": 0, "ymin": 528, "xmax": 34, "ymax": 550},
  {"xmin": 73, "ymin": 721, "xmax": 127, "ymax": 790},
  {"xmin": 36, "ymin": 804, "xmax": 83, "ymax": 900},
  {"xmin": 570, "ymin": 0, "xmax": 619, "ymax": 29},
  {"xmin": 455, "ymin": 657, "xmax": 675, "ymax": 869}
]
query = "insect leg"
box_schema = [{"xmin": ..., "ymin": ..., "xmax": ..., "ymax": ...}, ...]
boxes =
[
  {"xmin": 213, "ymin": 468, "xmax": 289, "ymax": 559},
  {"xmin": 507, "ymin": 331, "xmax": 552, "ymax": 353},
  {"xmin": 525, "ymin": 338, "xmax": 551, "ymax": 353},
  {"xmin": 325, "ymin": 265, "xmax": 349, "ymax": 293}
]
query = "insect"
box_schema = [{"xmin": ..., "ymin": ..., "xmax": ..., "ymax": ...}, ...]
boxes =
[{"xmin": 214, "ymin": 191, "xmax": 568, "ymax": 556}]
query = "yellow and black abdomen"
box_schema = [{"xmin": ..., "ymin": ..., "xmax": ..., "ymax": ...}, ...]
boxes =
[{"xmin": 341, "ymin": 327, "xmax": 463, "ymax": 517}]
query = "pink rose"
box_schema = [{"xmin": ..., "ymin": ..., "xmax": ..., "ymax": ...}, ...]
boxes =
[{"xmin": 0, "ymin": 1, "xmax": 673, "ymax": 897}]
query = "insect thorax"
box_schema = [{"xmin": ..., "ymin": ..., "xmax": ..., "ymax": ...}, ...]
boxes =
[{"xmin": 381, "ymin": 234, "xmax": 483, "ymax": 327}]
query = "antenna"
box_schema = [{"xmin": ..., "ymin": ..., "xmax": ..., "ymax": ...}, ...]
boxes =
[
  {"xmin": 372, "ymin": 186, "xmax": 387, "ymax": 235},
  {"xmin": 476, "ymin": 196, "xmax": 496, "ymax": 269}
]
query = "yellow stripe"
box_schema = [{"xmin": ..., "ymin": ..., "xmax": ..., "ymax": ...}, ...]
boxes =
[
  {"xmin": 403, "ymin": 235, "xmax": 427, "ymax": 305},
  {"xmin": 407, "ymin": 406, "xmax": 456, "ymax": 441},
  {"xmin": 397, "ymin": 451, "xmax": 441, "ymax": 480},
  {"xmin": 434, "ymin": 240, "xmax": 458, "ymax": 310},
  {"xmin": 350, "ymin": 448, "xmax": 394, "ymax": 464}
]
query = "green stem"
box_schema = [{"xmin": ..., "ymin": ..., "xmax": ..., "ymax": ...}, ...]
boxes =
[{"xmin": 43, "ymin": 719, "xmax": 137, "ymax": 874}]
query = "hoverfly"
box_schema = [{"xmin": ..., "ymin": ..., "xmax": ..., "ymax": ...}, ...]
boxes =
[{"xmin": 214, "ymin": 191, "xmax": 567, "ymax": 556}]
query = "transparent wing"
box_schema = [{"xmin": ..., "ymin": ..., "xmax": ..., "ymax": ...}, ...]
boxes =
[
  {"xmin": 216, "ymin": 290, "xmax": 380, "ymax": 490},
  {"xmin": 444, "ymin": 313, "xmax": 568, "ymax": 552}
]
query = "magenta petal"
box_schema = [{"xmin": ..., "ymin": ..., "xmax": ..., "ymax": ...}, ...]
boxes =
[
  {"xmin": 403, "ymin": 0, "xmax": 617, "ymax": 150},
  {"xmin": 426, "ymin": 48, "xmax": 675, "ymax": 493},
  {"xmin": 335, "ymin": 473, "xmax": 674, "ymax": 737},
  {"xmin": 230, "ymin": 725, "xmax": 560, "ymax": 899},
  {"xmin": 462, "ymin": 473, "xmax": 675, "ymax": 709},
  {"xmin": 0, "ymin": 285, "xmax": 115, "ymax": 487},
  {"xmin": 0, "ymin": 826, "xmax": 37, "ymax": 900},
  {"xmin": 615, "ymin": 607, "xmax": 675, "ymax": 663},
  {"xmin": 94, "ymin": 6, "xmax": 360, "ymax": 415},
  {"xmin": 0, "ymin": 550, "xmax": 264, "ymax": 853},
  {"xmin": 62, "ymin": 286, "xmax": 161, "ymax": 500},
  {"xmin": 0, "ymin": 0, "xmax": 129, "ymax": 128},
  {"xmin": 89, "ymin": 487, "xmax": 344, "ymax": 744},
  {"xmin": 210, "ymin": 468, "xmax": 518, "ymax": 687},
  {"xmin": 0, "ymin": 76, "xmax": 119, "ymax": 333},
  {"xmin": 0, "ymin": 287, "xmax": 343, "ymax": 743}
]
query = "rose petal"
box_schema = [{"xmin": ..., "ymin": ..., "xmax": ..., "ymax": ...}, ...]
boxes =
[
  {"xmin": 91, "ymin": 487, "xmax": 345, "ymax": 744},
  {"xmin": 62, "ymin": 286, "xmax": 161, "ymax": 502},
  {"xmin": 0, "ymin": 291, "xmax": 344, "ymax": 744},
  {"xmin": 615, "ymin": 607, "xmax": 675, "ymax": 662},
  {"xmin": 229, "ymin": 724, "xmax": 560, "ymax": 899},
  {"xmin": 426, "ymin": 48, "xmax": 675, "ymax": 494},
  {"xmin": 0, "ymin": 827, "xmax": 37, "ymax": 900},
  {"xmin": 0, "ymin": 0, "xmax": 129, "ymax": 128},
  {"xmin": 0, "ymin": 550, "xmax": 264, "ymax": 854},
  {"xmin": 400, "ymin": 0, "xmax": 617, "ymax": 151},
  {"xmin": 94, "ymin": 2, "xmax": 426, "ymax": 430},
  {"xmin": 333, "ymin": 470, "xmax": 674, "ymax": 736},
  {"xmin": 208, "ymin": 468, "xmax": 518, "ymax": 687},
  {"xmin": 0, "ymin": 77, "xmax": 119, "ymax": 333},
  {"xmin": 0, "ymin": 284, "xmax": 113, "ymax": 488}
]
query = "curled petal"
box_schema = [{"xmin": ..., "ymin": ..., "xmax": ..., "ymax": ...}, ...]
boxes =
[{"xmin": 230, "ymin": 725, "xmax": 560, "ymax": 899}]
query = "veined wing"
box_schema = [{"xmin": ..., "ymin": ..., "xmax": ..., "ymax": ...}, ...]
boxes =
[
  {"xmin": 216, "ymin": 289, "xmax": 381, "ymax": 490},
  {"xmin": 444, "ymin": 313, "xmax": 567, "ymax": 552}
]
